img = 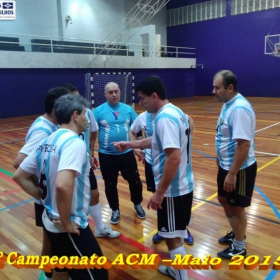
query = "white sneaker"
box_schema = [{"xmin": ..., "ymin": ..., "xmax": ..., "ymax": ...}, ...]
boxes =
[
  {"xmin": 95, "ymin": 224, "xmax": 120, "ymax": 238},
  {"xmin": 158, "ymin": 265, "xmax": 176, "ymax": 279}
]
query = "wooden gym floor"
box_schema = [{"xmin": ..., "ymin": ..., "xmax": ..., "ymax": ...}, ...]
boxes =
[{"xmin": 0, "ymin": 96, "xmax": 279, "ymax": 280}]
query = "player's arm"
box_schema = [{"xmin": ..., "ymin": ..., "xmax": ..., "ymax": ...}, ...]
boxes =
[
  {"xmin": 188, "ymin": 116, "xmax": 194, "ymax": 134},
  {"xmin": 129, "ymin": 130, "xmax": 144, "ymax": 160},
  {"xmin": 224, "ymin": 108, "xmax": 252, "ymax": 192},
  {"xmin": 90, "ymin": 131, "xmax": 97, "ymax": 156},
  {"xmin": 113, "ymin": 137, "xmax": 152, "ymax": 151},
  {"xmin": 56, "ymin": 170, "xmax": 79, "ymax": 234},
  {"xmin": 13, "ymin": 153, "xmax": 27, "ymax": 169},
  {"xmin": 90, "ymin": 131, "xmax": 98, "ymax": 169},
  {"xmin": 13, "ymin": 169, "xmax": 41, "ymax": 200},
  {"xmin": 147, "ymin": 148, "xmax": 180, "ymax": 210}
]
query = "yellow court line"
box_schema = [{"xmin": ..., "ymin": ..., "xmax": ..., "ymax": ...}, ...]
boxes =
[
  {"xmin": 137, "ymin": 155, "xmax": 280, "ymax": 243},
  {"xmin": 257, "ymin": 156, "xmax": 280, "ymax": 172}
]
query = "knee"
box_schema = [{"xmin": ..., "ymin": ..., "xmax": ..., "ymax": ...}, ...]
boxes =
[
  {"xmin": 218, "ymin": 196, "xmax": 227, "ymax": 206},
  {"xmin": 165, "ymin": 237, "xmax": 183, "ymax": 251},
  {"xmin": 228, "ymin": 205, "xmax": 245, "ymax": 217},
  {"xmin": 90, "ymin": 190, "xmax": 100, "ymax": 206}
]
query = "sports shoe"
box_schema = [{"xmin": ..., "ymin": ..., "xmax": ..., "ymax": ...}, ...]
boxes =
[
  {"xmin": 152, "ymin": 232, "xmax": 164, "ymax": 243},
  {"xmin": 184, "ymin": 228, "xmax": 194, "ymax": 245},
  {"xmin": 110, "ymin": 209, "xmax": 120, "ymax": 224},
  {"xmin": 219, "ymin": 230, "xmax": 234, "ymax": 245},
  {"xmin": 134, "ymin": 204, "xmax": 146, "ymax": 219},
  {"xmin": 95, "ymin": 225, "xmax": 120, "ymax": 238},
  {"xmin": 158, "ymin": 265, "xmax": 176, "ymax": 279},
  {"xmin": 217, "ymin": 243, "xmax": 247, "ymax": 259}
]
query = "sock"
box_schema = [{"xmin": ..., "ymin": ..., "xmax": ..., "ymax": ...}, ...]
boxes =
[
  {"xmin": 233, "ymin": 238, "xmax": 246, "ymax": 251},
  {"xmin": 89, "ymin": 203, "xmax": 104, "ymax": 232},
  {"xmin": 44, "ymin": 271, "xmax": 53, "ymax": 279},
  {"xmin": 169, "ymin": 245, "xmax": 188, "ymax": 280}
]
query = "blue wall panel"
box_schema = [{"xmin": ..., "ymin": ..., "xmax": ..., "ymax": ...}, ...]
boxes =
[
  {"xmin": 0, "ymin": 68, "xmax": 194, "ymax": 118},
  {"xmin": 167, "ymin": 3, "xmax": 280, "ymax": 97}
]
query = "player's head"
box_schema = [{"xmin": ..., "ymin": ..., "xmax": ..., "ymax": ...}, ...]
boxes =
[
  {"xmin": 136, "ymin": 76, "xmax": 167, "ymax": 113},
  {"xmin": 44, "ymin": 87, "xmax": 70, "ymax": 115},
  {"xmin": 104, "ymin": 82, "xmax": 120, "ymax": 106},
  {"xmin": 54, "ymin": 94, "xmax": 89, "ymax": 132},
  {"xmin": 213, "ymin": 70, "xmax": 238, "ymax": 102},
  {"xmin": 62, "ymin": 83, "xmax": 80, "ymax": 96}
]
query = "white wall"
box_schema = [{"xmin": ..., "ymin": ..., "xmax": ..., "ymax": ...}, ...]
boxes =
[
  {"xmin": 128, "ymin": 24, "xmax": 156, "ymax": 57},
  {"xmin": 0, "ymin": 0, "xmax": 59, "ymax": 51},
  {"xmin": 0, "ymin": 50, "xmax": 196, "ymax": 69},
  {"xmin": 0, "ymin": 0, "xmax": 167, "ymax": 53},
  {"xmin": 125, "ymin": 0, "xmax": 167, "ymax": 46},
  {"xmin": 60, "ymin": 0, "xmax": 126, "ymax": 42},
  {"xmin": 0, "ymin": 0, "xmax": 127, "ymax": 47}
]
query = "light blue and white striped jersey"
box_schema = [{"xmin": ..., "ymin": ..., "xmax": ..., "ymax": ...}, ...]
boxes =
[
  {"xmin": 93, "ymin": 102, "xmax": 138, "ymax": 154},
  {"xmin": 152, "ymin": 104, "xmax": 194, "ymax": 197},
  {"xmin": 216, "ymin": 93, "xmax": 256, "ymax": 170},
  {"xmin": 20, "ymin": 129, "xmax": 91, "ymax": 230},
  {"xmin": 20, "ymin": 116, "xmax": 57, "ymax": 156},
  {"xmin": 130, "ymin": 111, "xmax": 154, "ymax": 165},
  {"xmin": 78, "ymin": 108, "xmax": 98, "ymax": 153},
  {"xmin": 19, "ymin": 116, "xmax": 57, "ymax": 206}
]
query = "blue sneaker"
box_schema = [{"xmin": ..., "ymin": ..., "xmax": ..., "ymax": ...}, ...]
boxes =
[
  {"xmin": 184, "ymin": 228, "xmax": 194, "ymax": 245},
  {"xmin": 110, "ymin": 209, "xmax": 120, "ymax": 224},
  {"xmin": 134, "ymin": 204, "xmax": 146, "ymax": 219},
  {"xmin": 152, "ymin": 232, "xmax": 164, "ymax": 243}
]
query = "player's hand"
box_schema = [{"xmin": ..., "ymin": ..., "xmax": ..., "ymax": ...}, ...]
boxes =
[
  {"xmin": 91, "ymin": 156, "xmax": 99, "ymax": 170},
  {"xmin": 134, "ymin": 149, "xmax": 144, "ymax": 162},
  {"xmin": 147, "ymin": 192, "xmax": 164, "ymax": 210},
  {"xmin": 223, "ymin": 172, "xmax": 236, "ymax": 192},
  {"xmin": 112, "ymin": 141, "xmax": 131, "ymax": 152},
  {"xmin": 61, "ymin": 221, "xmax": 80, "ymax": 235}
]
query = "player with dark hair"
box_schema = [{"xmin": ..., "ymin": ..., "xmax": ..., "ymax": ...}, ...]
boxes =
[
  {"xmin": 213, "ymin": 70, "xmax": 257, "ymax": 259},
  {"xmin": 130, "ymin": 111, "xmax": 194, "ymax": 246},
  {"xmin": 13, "ymin": 86, "xmax": 69, "ymax": 280},
  {"xmin": 114, "ymin": 76, "xmax": 194, "ymax": 280}
]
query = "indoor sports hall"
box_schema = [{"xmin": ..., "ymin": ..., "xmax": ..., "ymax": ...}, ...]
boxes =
[{"xmin": 0, "ymin": 1, "xmax": 279, "ymax": 280}]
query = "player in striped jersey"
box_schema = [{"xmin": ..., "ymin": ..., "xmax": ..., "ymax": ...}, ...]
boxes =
[
  {"xmin": 130, "ymin": 111, "xmax": 194, "ymax": 246},
  {"xmin": 63, "ymin": 84, "xmax": 119, "ymax": 239},
  {"xmin": 13, "ymin": 86, "xmax": 69, "ymax": 280},
  {"xmin": 13, "ymin": 94, "xmax": 108, "ymax": 280},
  {"xmin": 213, "ymin": 70, "xmax": 257, "ymax": 259},
  {"xmin": 114, "ymin": 76, "xmax": 194, "ymax": 280}
]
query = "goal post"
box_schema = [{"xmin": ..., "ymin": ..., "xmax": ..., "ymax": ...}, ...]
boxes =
[{"xmin": 85, "ymin": 72, "xmax": 135, "ymax": 108}]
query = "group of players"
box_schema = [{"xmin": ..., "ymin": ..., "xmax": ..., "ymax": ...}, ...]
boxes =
[{"xmin": 12, "ymin": 70, "xmax": 257, "ymax": 280}]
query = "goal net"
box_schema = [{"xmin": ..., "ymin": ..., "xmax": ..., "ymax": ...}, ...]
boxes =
[{"xmin": 85, "ymin": 72, "xmax": 135, "ymax": 108}]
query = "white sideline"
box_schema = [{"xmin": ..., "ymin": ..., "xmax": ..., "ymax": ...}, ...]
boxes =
[{"xmin": 255, "ymin": 121, "xmax": 280, "ymax": 133}]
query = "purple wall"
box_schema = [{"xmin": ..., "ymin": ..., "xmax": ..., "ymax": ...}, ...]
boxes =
[
  {"xmin": 0, "ymin": 68, "xmax": 194, "ymax": 118},
  {"xmin": 167, "ymin": 0, "xmax": 209, "ymax": 9},
  {"xmin": 167, "ymin": 1, "xmax": 280, "ymax": 97}
]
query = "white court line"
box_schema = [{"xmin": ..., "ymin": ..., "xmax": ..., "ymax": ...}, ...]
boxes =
[
  {"xmin": 256, "ymin": 121, "xmax": 280, "ymax": 133},
  {"xmin": 255, "ymin": 151, "xmax": 280, "ymax": 157}
]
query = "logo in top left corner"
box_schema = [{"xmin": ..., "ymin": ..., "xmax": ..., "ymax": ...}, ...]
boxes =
[{"xmin": 0, "ymin": 1, "xmax": 16, "ymax": 20}]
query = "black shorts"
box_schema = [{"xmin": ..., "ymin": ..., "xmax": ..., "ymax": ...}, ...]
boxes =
[
  {"xmin": 89, "ymin": 168, "xmax": 98, "ymax": 191},
  {"xmin": 144, "ymin": 160, "xmax": 156, "ymax": 193},
  {"xmin": 43, "ymin": 225, "xmax": 108, "ymax": 280},
  {"xmin": 158, "ymin": 192, "xmax": 193, "ymax": 239},
  {"xmin": 34, "ymin": 202, "xmax": 45, "ymax": 227},
  {"xmin": 217, "ymin": 161, "xmax": 257, "ymax": 207}
]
